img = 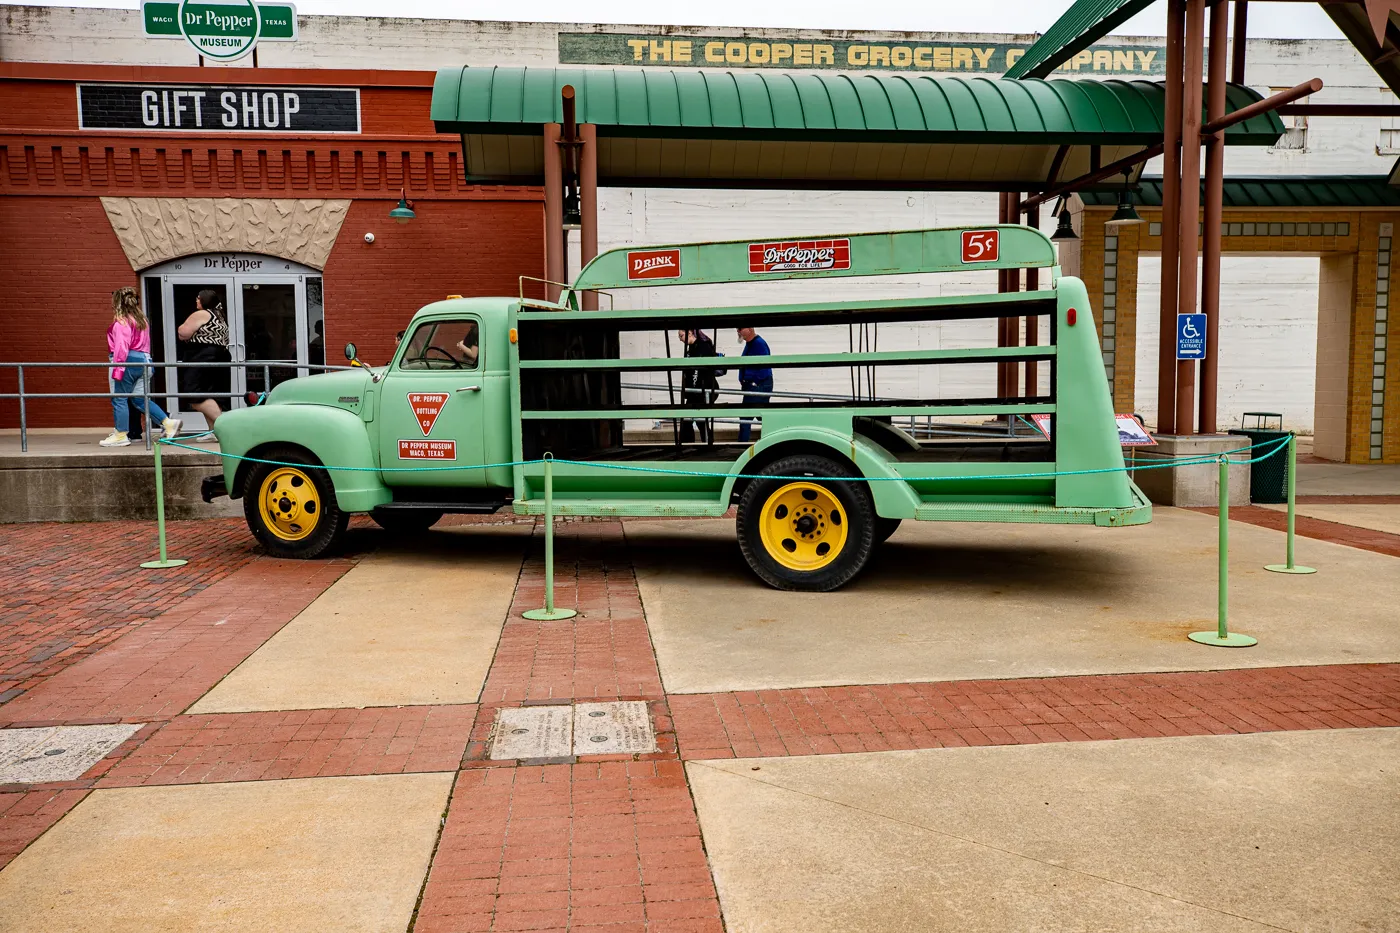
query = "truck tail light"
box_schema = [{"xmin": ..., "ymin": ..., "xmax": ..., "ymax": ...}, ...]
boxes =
[{"xmin": 1067, "ymin": 308, "xmax": 1077, "ymax": 326}]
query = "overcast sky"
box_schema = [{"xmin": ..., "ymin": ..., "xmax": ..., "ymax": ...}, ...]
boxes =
[{"xmin": 6, "ymin": 0, "xmax": 1346, "ymax": 38}]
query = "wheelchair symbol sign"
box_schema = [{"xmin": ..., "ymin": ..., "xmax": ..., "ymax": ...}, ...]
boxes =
[{"xmin": 1177, "ymin": 313, "xmax": 1207, "ymax": 360}]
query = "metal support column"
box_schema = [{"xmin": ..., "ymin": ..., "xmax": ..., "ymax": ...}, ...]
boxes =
[
  {"xmin": 1158, "ymin": 0, "xmax": 1186, "ymax": 435},
  {"xmin": 1025, "ymin": 201, "xmax": 1040, "ymax": 397},
  {"xmin": 1175, "ymin": 0, "xmax": 1207, "ymax": 436},
  {"xmin": 1201, "ymin": 0, "xmax": 1230, "ymax": 434},
  {"xmin": 543, "ymin": 122, "xmax": 564, "ymax": 303},
  {"xmin": 580, "ymin": 123, "xmax": 599, "ymax": 311},
  {"xmin": 1231, "ymin": 0, "xmax": 1248, "ymax": 85}
]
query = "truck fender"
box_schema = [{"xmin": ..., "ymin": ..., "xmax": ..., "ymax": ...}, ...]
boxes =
[
  {"xmin": 214, "ymin": 405, "xmax": 392, "ymax": 514},
  {"xmin": 720, "ymin": 426, "xmax": 922, "ymax": 520}
]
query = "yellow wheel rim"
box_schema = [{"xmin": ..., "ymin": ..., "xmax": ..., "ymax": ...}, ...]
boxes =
[
  {"xmin": 257, "ymin": 467, "xmax": 321, "ymax": 541},
  {"xmin": 758, "ymin": 481, "xmax": 848, "ymax": 572}
]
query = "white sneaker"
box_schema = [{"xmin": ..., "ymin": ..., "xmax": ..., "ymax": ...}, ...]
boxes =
[
  {"xmin": 162, "ymin": 418, "xmax": 184, "ymax": 439},
  {"xmin": 99, "ymin": 431, "xmax": 130, "ymax": 447}
]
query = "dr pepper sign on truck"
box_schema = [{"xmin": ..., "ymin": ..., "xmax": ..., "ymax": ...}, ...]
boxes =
[{"xmin": 203, "ymin": 224, "xmax": 1149, "ymax": 592}]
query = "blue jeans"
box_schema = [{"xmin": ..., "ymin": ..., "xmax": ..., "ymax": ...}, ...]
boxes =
[
  {"xmin": 110, "ymin": 351, "xmax": 168, "ymax": 433},
  {"xmin": 738, "ymin": 377, "xmax": 773, "ymax": 442}
]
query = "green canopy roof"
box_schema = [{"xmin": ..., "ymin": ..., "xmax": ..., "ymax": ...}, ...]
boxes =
[
  {"xmin": 1004, "ymin": 0, "xmax": 1157, "ymax": 80},
  {"xmin": 1079, "ymin": 175, "xmax": 1400, "ymax": 208},
  {"xmin": 432, "ymin": 66, "xmax": 1283, "ymax": 190}
]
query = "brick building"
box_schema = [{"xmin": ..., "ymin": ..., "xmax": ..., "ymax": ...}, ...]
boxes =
[{"xmin": 0, "ymin": 62, "xmax": 543, "ymax": 428}]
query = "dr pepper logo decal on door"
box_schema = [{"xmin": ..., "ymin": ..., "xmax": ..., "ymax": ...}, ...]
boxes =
[
  {"xmin": 407, "ymin": 393, "xmax": 449, "ymax": 435},
  {"xmin": 960, "ymin": 229, "xmax": 999, "ymax": 263},
  {"xmin": 748, "ymin": 239, "xmax": 851, "ymax": 274},
  {"xmin": 626, "ymin": 249, "xmax": 682, "ymax": 280}
]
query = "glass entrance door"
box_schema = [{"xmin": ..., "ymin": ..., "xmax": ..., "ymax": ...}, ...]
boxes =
[
  {"xmin": 160, "ymin": 277, "xmax": 234, "ymax": 428},
  {"xmin": 235, "ymin": 278, "xmax": 305, "ymax": 399}
]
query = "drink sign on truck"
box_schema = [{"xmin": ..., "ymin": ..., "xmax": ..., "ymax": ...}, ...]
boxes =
[{"xmin": 203, "ymin": 225, "xmax": 1149, "ymax": 591}]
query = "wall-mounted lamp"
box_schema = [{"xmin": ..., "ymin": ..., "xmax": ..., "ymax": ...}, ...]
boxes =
[{"xmin": 389, "ymin": 189, "xmax": 416, "ymax": 224}]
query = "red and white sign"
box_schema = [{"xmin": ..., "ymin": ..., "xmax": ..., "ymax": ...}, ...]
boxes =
[
  {"xmin": 407, "ymin": 393, "xmax": 449, "ymax": 435},
  {"xmin": 748, "ymin": 238, "xmax": 851, "ymax": 274},
  {"xmin": 960, "ymin": 229, "xmax": 1000, "ymax": 264},
  {"xmin": 626, "ymin": 248, "xmax": 682, "ymax": 280},
  {"xmin": 398, "ymin": 439, "xmax": 457, "ymax": 460}
]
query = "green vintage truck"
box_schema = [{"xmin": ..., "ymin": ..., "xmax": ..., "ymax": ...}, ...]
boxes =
[{"xmin": 204, "ymin": 224, "xmax": 1150, "ymax": 591}]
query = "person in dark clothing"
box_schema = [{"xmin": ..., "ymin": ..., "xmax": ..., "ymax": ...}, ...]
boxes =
[
  {"xmin": 736, "ymin": 326, "xmax": 772, "ymax": 443},
  {"xmin": 677, "ymin": 328, "xmax": 719, "ymax": 443}
]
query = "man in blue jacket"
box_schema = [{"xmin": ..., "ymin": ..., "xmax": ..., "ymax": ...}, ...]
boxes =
[{"xmin": 736, "ymin": 326, "xmax": 772, "ymax": 442}]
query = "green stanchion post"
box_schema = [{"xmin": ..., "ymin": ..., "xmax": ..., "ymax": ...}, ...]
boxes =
[
  {"xmin": 141, "ymin": 440, "xmax": 188, "ymax": 569},
  {"xmin": 1190, "ymin": 455, "xmax": 1256, "ymax": 647},
  {"xmin": 522, "ymin": 453, "xmax": 576, "ymax": 622},
  {"xmin": 1265, "ymin": 433, "xmax": 1317, "ymax": 575}
]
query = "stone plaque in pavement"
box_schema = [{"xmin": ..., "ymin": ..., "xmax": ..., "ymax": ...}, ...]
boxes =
[
  {"xmin": 0, "ymin": 724, "xmax": 141, "ymax": 783},
  {"xmin": 573, "ymin": 701, "xmax": 657, "ymax": 755},
  {"xmin": 489, "ymin": 706, "xmax": 573, "ymax": 760}
]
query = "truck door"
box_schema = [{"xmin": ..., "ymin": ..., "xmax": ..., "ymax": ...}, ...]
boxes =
[{"xmin": 378, "ymin": 316, "xmax": 487, "ymax": 487}]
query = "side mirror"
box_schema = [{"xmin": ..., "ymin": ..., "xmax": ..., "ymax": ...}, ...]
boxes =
[{"xmin": 344, "ymin": 342, "xmax": 357, "ymax": 361}]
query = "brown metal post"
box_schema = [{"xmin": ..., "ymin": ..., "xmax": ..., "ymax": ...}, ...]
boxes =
[
  {"xmin": 1158, "ymin": 0, "xmax": 1185, "ymax": 435},
  {"xmin": 997, "ymin": 193, "xmax": 1011, "ymax": 398},
  {"xmin": 1025, "ymin": 202, "xmax": 1040, "ymax": 397},
  {"xmin": 580, "ymin": 123, "xmax": 598, "ymax": 311},
  {"xmin": 1201, "ymin": 0, "xmax": 1229, "ymax": 434},
  {"xmin": 1008, "ymin": 191, "xmax": 1022, "ymax": 398},
  {"xmin": 543, "ymin": 123, "xmax": 564, "ymax": 303},
  {"xmin": 1176, "ymin": 0, "xmax": 1207, "ymax": 436},
  {"xmin": 1231, "ymin": 0, "xmax": 1248, "ymax": 85}
]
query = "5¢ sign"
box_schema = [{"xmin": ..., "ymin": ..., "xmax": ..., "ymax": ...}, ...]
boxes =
[{"xmin": 960, "ymin": 229, "xmax": 999, "ymax": 264}]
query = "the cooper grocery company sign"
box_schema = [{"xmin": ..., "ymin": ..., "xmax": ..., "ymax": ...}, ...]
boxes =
[
  {"xmin": 749, "ymin": 239, "xmax": 851, "ymax": 274},
  {"xmin": 627, "ymin": 249, "xmax": 682, "ymax": 281},
  {"xmin": 142, "ymin": 1, "xmax": 297, "ymax": 62}
]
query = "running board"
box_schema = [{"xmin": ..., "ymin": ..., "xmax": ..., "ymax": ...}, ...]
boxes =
[{"xmin": 375, "ymin": 501, "xmax": 508, "ymax": 515}]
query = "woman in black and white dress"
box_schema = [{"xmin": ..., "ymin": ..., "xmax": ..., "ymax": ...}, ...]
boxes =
[{"xmin": 176, "ymin": 289, "xmax": 232, "ymax": 435}]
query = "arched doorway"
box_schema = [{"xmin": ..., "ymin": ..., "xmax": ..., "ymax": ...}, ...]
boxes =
[{"xmin": 140, "ymin": 253, "xmax": 325, "ymax": 428}]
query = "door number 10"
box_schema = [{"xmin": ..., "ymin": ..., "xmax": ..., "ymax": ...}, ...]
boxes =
[{"xmin": 960, "ymin": 229, "xmax": 1000, "ymax": 263}]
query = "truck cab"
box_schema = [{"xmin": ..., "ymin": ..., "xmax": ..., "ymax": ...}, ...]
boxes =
[{"xmin": 210, "ymin": 298, "xmax": 518, "ymax": 557}]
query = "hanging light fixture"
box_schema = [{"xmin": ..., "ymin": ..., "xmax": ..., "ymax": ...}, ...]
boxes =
[
  {"xmin": 389, "ymin": 188, "xmax": 416, "ymax": 224},
  {"xmin": 1050, "ymin": 195, "xmax": 1078, "ymax": 241},
  {"xmin": 1104, "ymin": 171, "xmax": 1144, "ymax": 226}
]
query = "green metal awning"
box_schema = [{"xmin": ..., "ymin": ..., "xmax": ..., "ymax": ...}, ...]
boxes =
[
  {"xmin": 1004, "ymin": 0, "xmax": 1157, "ymax": 80},
  {"xmin": 1079, "ymin": 175, "xmax": 1400, "ymax": 208},
  {"xmin": 432, "ymin": 66, "xmax": 1283, "ymax": 190}
]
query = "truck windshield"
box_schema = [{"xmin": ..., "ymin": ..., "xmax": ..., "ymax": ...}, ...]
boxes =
[{"xmin": 400, "ymin": 319, "xmax": 479, "ymax": 370}]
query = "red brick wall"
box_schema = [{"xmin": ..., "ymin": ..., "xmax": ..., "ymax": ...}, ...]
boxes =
[
  {"xmin": 320, "ymin": 198, "xmax": 543, "ymax": 366},
  {"xmin": 0, "ymin": 196, "xmax": 138, "ymax": 429},
  {"xmin": 0, "ymin": 195, "xmax": 544, "ymax": 428}
]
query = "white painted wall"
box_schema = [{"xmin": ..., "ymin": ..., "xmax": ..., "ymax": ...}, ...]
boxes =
[{"xmin": 1135, "ymin": 255, "xmax": 1321, "ymax": 434}]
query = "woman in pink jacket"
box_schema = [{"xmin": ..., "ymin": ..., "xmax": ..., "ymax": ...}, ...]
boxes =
[{"xmin": 101, "ymin": 287, "xmax": 181, "ymax": 447}]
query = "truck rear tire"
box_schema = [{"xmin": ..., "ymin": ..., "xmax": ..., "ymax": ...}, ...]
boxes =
[
  {"xmin": 372, "ymin": 509, "xmax": 444, "ymax": 534},
  {"xmin": 736, "ymin": 454, "xmax": 875, "ymax": 591},
  {"xmin": 243, "ymin": 447, "xmax": 348, "ymax": 559}
]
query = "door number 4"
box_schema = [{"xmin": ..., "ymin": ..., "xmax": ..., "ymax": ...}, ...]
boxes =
[{"xmin": 961, "ymin": 229, "xmax": 1000, "ymax": 264}]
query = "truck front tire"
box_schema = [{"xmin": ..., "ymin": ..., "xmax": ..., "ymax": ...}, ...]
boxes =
[
  {"xmin": 243, "ymin": 447, "xmax": 348, "ymax": 559},
  {"xmin": 736, "ymin": 454, "xmax": 875, "ymax": 591}
]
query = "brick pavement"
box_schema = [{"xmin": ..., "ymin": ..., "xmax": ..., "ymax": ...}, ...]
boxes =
[
  {"xmin": 4, "ymin": 510, "xmax": 1400, "ymax": 927},
  {"xmin": 667, "ymin": 664, "xmax": 1400, "ymax": 760},
  {"xmin": 1197, "ymin": 505, "xmax": 1400, "ymax": 559},
  {"xmin": 0, "ymin": 518, "xmax": 257, "ymax": 705}
]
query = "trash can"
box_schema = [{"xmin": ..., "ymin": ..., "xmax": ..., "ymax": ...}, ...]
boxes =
[{"xmin": 1228, "ymin": 412, "xmax": 1289, "ymax": 504}]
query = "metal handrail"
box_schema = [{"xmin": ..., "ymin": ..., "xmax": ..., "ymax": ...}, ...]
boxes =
[{"xmin": 0, "ymin": 359, "xmax": 354, "ymax": 453}]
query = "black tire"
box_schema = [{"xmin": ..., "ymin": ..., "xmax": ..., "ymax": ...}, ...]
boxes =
[
  {"xmin": 372, "ymin": 509, "xmax": 444, "ymax": 534},
  {"xmin": 874, "ymin": 517, "xmax": 902, "ymax": 545},
  {"xmin": 242, "ymin": 446, "xmax": 348, "ymax": 559},
  {"xmin": 736, "ymin": 454, "xmax": 876, "ymax": 591}
]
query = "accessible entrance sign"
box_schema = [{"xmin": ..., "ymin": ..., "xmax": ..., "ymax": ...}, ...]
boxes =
[
  {"xmin": 142, "ymin": 1, "xmax": 297, "ymax": 62},
  {"xmin": 1176, "ymin": 313, "xmax": 1207, "ymax": 360}
]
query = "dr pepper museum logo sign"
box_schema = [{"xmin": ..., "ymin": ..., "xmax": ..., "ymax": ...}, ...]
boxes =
[
  {"xmin": 560, "ymin": 33, "xmax": 1165, "ymax": 75},
  {"xmin": 142, "ymin": 0, "xmax": 297, "ymax": 62}
]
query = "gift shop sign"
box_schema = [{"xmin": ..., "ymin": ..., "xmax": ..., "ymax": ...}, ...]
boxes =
[
  {"xmin": 749, "ymin": 239, "xmax": 851, "ymax": 274},
  {"xmin": 77, "ymin": 84, "xmax": 360, "ymax": 133},
  {"xmin": 142, "ymin": 0, "xmax": 297, "ymax": 62}
]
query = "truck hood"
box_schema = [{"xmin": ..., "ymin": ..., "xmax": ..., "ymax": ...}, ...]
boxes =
[{"xmin": 264, "ymin": 368, "xmax": 376, "ymax": 415}]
